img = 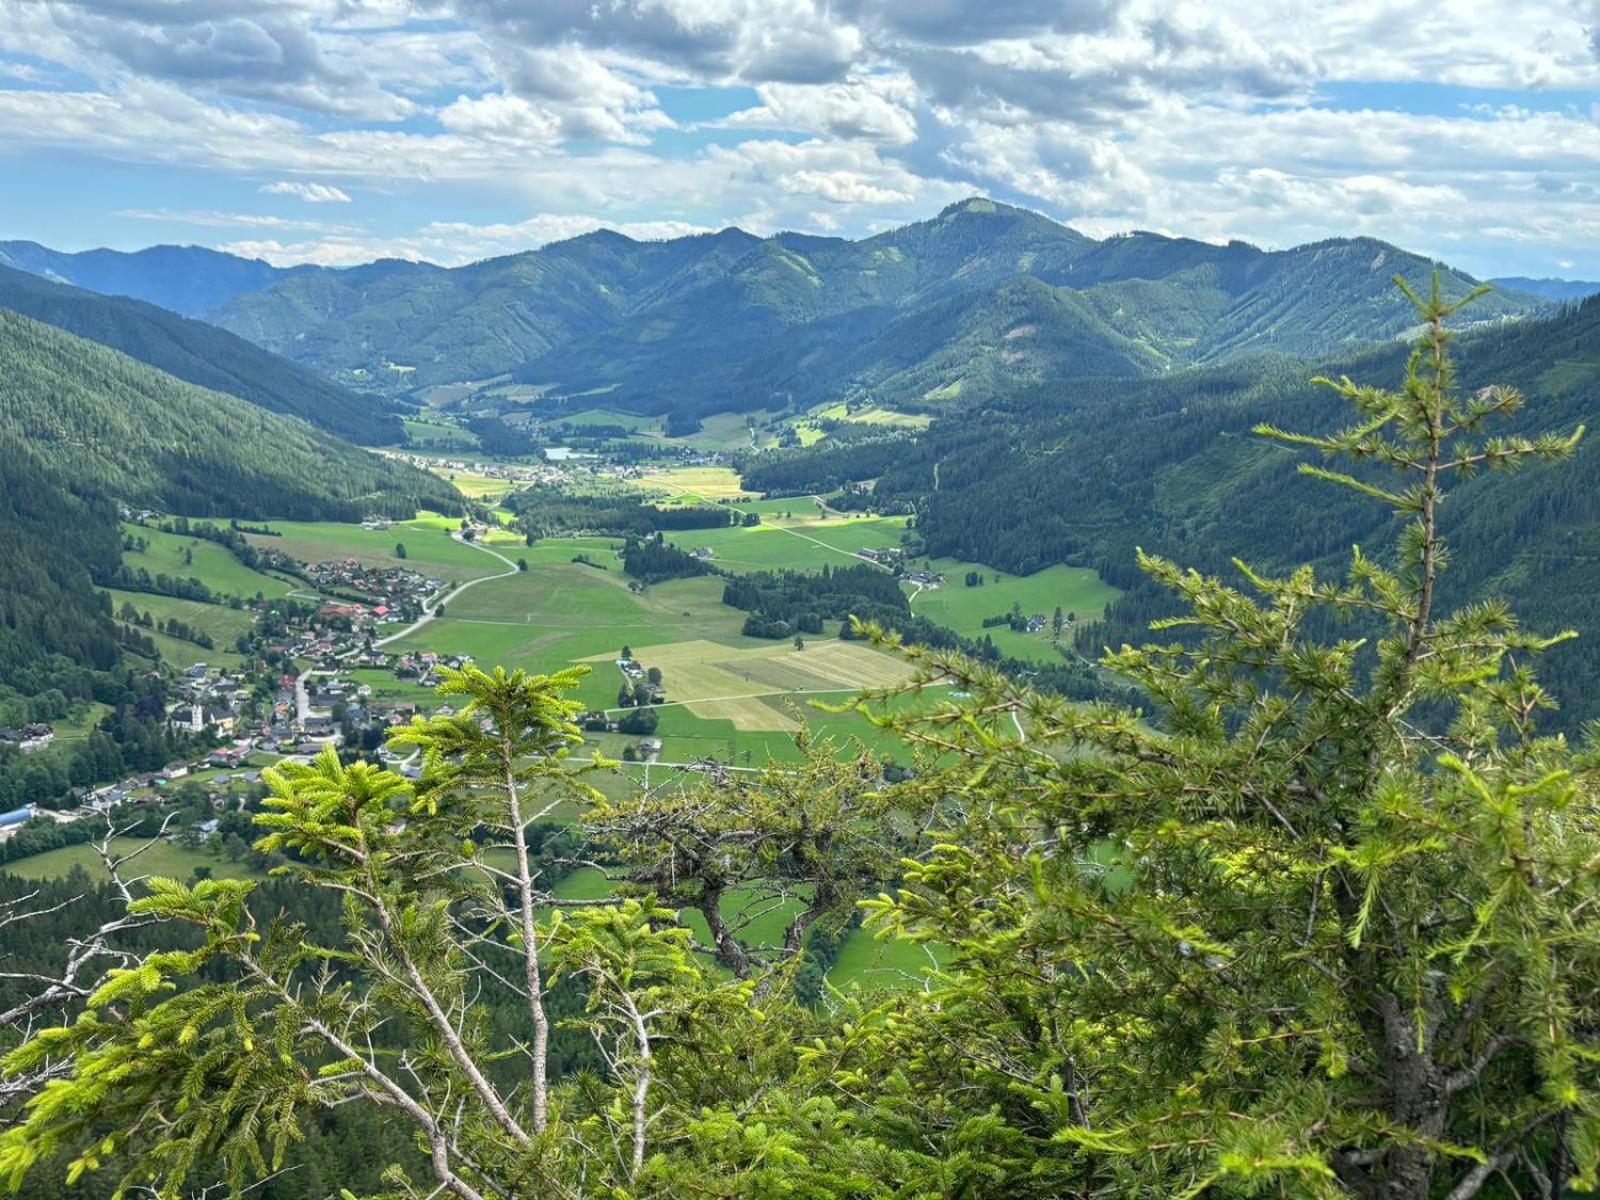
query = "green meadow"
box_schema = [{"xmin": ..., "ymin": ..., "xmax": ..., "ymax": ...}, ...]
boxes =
[
  {"xmin": 909, "ymin": 558, "xmax": 1121, "ymax": 663},
  {"xmin": 121, "ymin": 522, "xmax": 293, "ymax": 600},
  {"xmin": 243, "ymin": 515, "xmax": 500, "ymax": 581},
  {"xmin": 0, "ymin": 837, "xmax": 262, "ymax": 883},
  {"xmin": 106, "ymin": 589, "xmax": 257, "ymax": 649}
]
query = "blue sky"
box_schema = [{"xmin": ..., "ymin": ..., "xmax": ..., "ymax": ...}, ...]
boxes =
[{"xmin": 2, "ymin": 1, "xmax": 1599, "ymax": 278}]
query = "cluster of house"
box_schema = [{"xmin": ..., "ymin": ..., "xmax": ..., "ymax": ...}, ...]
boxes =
[
  {"xmin": 303, "ymin": 560, "xmax": 440, "ymax": 622},
  {"xmin": 393, "ymin": 649, "xmax": 476, "ymax": 685},
  {"xmin": 375, "ymin": 449, "xmax": 564, "ymax": 485},
  {"xmin": 166, "ymin": 664, "xmax": 246, "ymax": 737},
  {"xmin": 616, "ymin": 656, "xmax": 667, "ymax": 703},
  {"xmin": 903, "ymin": 568, "xmax": 943, "ymax": 588},
  {"xmin": 0, "ymin": 723, "xmax": 55, "ymax": 755},
  {"xmin": 80, "ymin": 761, "xmax": 267, "ymax": 817}
]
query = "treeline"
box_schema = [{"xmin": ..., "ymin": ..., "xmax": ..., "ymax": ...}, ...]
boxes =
[
  {"xmin": 115, "ymin": 600, "xmax": 214, "ymax": 649},
  {"xmin": 620, "ymin": 536, "xmax": 711, "ymax": 585},
  {"xmin": 0, "ymin": 678, "xmax": 204, "ymax": 812},
  {"xmin": 716, "ymin": 562, "xmax": 1136, "ymax": 705},
  {"xmin": 740, "ymin": 427, "xmax": 912, "ymax": 497},
  {"xmin": 507, "ymin": 487, "xmax": 734, "ymax": 540},
  {"xmin": 722, "ymin": 563, "xmax": 911, "ymax": 639},
  {"xmin": 147, "ymin": 518, "xmax": 296, "ymax": 582},
  {"xmin": 106, "ymin": 566, "xmax": 221, "ymax": 605},
  {"xmin": 465, "ymin": 415, "xmax": 542, "ymax": 458}
]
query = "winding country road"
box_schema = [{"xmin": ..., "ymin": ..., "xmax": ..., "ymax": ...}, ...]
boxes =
[{"xmin": 374, "ymin": 532, "xmax": 521, "ymax": 649}]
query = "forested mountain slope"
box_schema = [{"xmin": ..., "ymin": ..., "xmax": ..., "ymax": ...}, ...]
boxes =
[
  {"xmin": 746, "ymin": 293, "xmax": 1600, "ymax": 727},
  {"xmin": 0, "ymin": 265, "xmax": 400, "ymax": 444},
  {"xmin": 207, "ymin": 230, "xmax": 762, "ymax": 390},
  {"xmin": 0, "ymin": 309, "xmax": 455, "ymax": 522},
  {"xmin": 206, "ymin": 199, "xmax": 1539, "ymax": 413},
  {"xmin": 0, "ymin": 241, "xmax": 314, "ymax": 317},
  {"xmin": 0, "ymin": 310, "xmax": 455, "ymax": 704}
]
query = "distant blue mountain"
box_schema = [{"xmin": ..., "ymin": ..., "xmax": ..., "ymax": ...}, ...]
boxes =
[
  {"xmin": 1491, "ymin": 276, "xmax": 1600, "ymax": 303},
  {"xmin": 0, "ymin": 241, "xmax": 321, "ymax": 317}
]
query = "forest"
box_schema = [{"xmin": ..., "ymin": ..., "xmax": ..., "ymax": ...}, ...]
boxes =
[
  {"xmin": 9, "ymin": 293, "xmax": 1600, "ymax": 1198},
  {"xmin": 740, "ymin": 294, "xmax": 1600, "ymax": 729}
]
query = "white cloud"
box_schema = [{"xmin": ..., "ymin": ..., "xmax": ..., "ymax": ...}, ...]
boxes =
[
  {"xmin": 262, "ymin": 180, "xmax": 352, "ymax": 203},
  {"xmin": 5, "ymin": 0, "xmax": 1600, "ymax": 274},
  {"xmin": 720, "ymin": 77, "xmax": 919, "ymax": 143},
  {"xmin": 217, "ymin": 212, "xmax": 718, "ymax": 266},
  {"xmin": 116, "ymin": 207, "xmax": 363, "ymax": 234}
]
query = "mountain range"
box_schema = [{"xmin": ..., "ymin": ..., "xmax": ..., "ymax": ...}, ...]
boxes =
[
  {"xmin": 2, "ymin": 197, "xmax": 1598, "ymax": 724},
  {"xmin": 4, "ymin": 201, "xmax": 1549, "ymax": 424},
  {"xmin": 1489, "ymin": 276, "xmax": 1600, "ymax": 303},
  {"xmin": 210, "ymin": 199, "xmax": 1542, "ymax": 415},
  {"xmin": 746, "ymin": 290, "xmax": 1600, "ymax": 729},
  {"xmin": 0, "ymin": 265, "xmax": 400, "ymax": 444},
  {"xmin": 0, "ymin": 241, "xmax": 313, "ymax": 317}
]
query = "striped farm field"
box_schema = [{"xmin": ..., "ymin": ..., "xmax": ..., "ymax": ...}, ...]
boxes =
[{"xmin": 580, "ymin": 637, "xmax": 914, "ymax": 731}]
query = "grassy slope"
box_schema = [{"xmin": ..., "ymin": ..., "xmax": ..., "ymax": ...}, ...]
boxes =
[
  {"xmin": 909, "ymin": 559, "xmax": 1122, "ymax": 663},
  {"xmin": 120, "ymin": 523, "xmax": 293, "ymax": 599}
]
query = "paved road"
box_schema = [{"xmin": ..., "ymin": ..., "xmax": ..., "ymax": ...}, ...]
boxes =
[{"xmin": 374, "ymin": 533, "xmax": 520, "ymax": 649}]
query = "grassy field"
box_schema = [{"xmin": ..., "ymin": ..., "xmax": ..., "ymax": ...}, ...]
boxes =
[
  {"xmin": 430, "ymin": 466, "xmax": 522, "ymax": 501},
  {"xmin": 657, "ymin": 515, "xmax": 908, "ymax": 573},
  {"xmin": 385, "ymin": 539, "xmax": 920, "ymax": 758},
  {"xmin": 560, "ymin": 408, "xmax": 658, "ymax": 433},
  {"xmin": 244, "ymin": 516, "xmax": 501, "ymax": 582},
  {"xmin": 579, "ymin": 638, "xmax": 913, "ymax": 730},
  {"xmin": 107, "ymin": 589, "xmax": 257, "ymax": 649},
  {"xmin": 402, "ymin": 416, "xmax": 479, "ymax": 450},
  {"xmin": 122, "ymin": 523, "xmax": 293, "ymax": 601},
  {"xmin": 811, "ymin": 402, "xmax": 934, "ymax": 430},
  {"xmin": 1, "ymin": 836, "xmax": 261, "ymax": 883},
  {"xmin": 910, "ymin": 559, "xmax": 1122, "ymax": 663},
  {"xmin": 625, "ymin": 465, "xmax": 756, "ymax": 502}
]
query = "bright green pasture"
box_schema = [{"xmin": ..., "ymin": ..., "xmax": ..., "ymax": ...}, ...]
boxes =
[
  {"xmin": 107, "ymin": 589, "xmax": 257, "ymax": 649},
  {"xmin": 393, "ymin": 569, "xmax": 749, "ymax": 712},
  {"xmin": 658, "ymin": 515, "xmax": 906, "ymax": 573},
  {"xmin": 909, "ymin": 559, "xmax": 1121, "ymax": 663},
  {"xmin": 243, "ymin": 516, "xmax": 498, "ymax": 581},
  {"xmin": 1, "ymin": 837, "xmax": 261, "ymax": 883},
  {"xmin": 121, "ymin": 523, "xmax": 292, "ymax": 600}
]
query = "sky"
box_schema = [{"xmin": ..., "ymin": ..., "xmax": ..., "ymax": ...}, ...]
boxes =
[{"xmin": 2, "ymin": 1, "xmax": 1599, "ymax": 278}]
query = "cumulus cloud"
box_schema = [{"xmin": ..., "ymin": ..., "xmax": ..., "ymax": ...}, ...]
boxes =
[
  {"xmin": 262, "ymin": 180, "xmax": 351, "ymax": 203},
  {"xmin": 31, "ymin": 1, "xmax": 415, "ymax": 118},
  {"xmin": 720, "ymin": 78, "xmax": 919, "ymax": 143},
  {"xmin": 5, "ymin": 0, "xmax": 1600, "ymax": 273}
]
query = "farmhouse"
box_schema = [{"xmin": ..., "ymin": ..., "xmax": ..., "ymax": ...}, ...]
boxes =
[{"xmin": 0, "ymin": 723, "xmax": 55, "ymax": 754}]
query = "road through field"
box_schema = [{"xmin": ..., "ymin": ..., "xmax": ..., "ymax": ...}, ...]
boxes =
[{"xmin": 375, "ymin": 533, "xmax": 520, "ymax": 648}]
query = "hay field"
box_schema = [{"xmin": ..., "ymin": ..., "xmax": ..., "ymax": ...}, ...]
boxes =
[{"xmin": 582, "ymin": 638, "xmax": 914, "ymax": 731}]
